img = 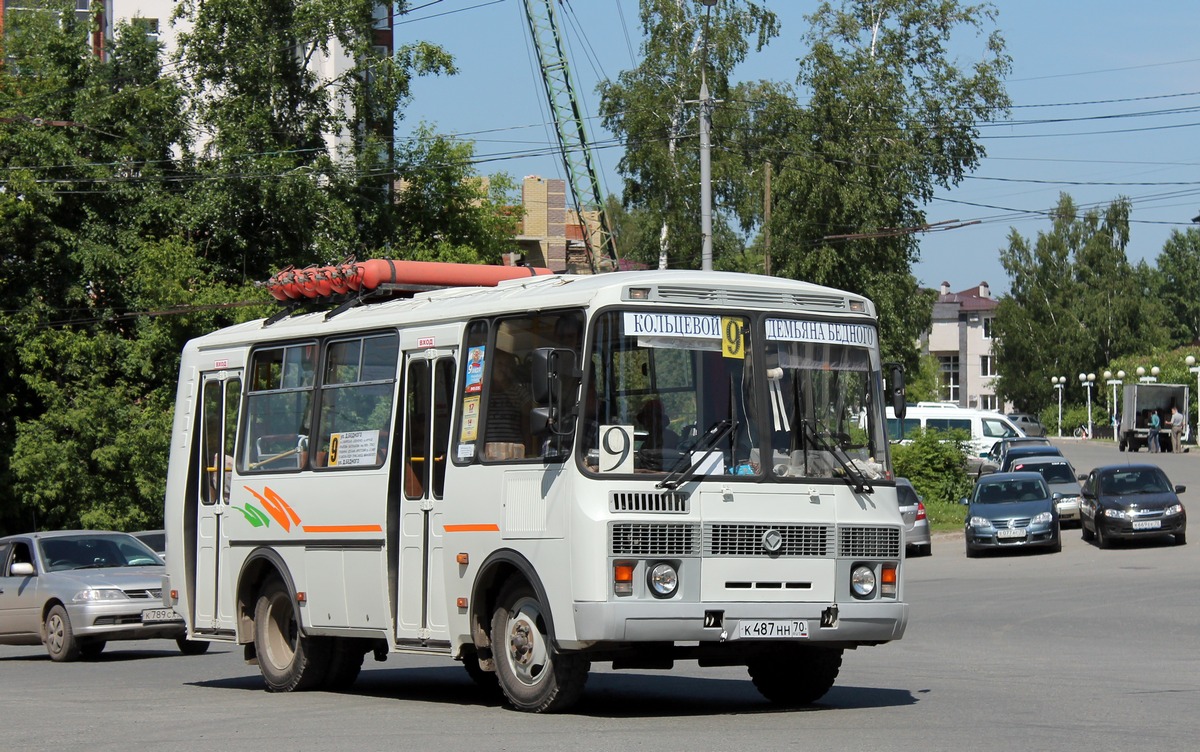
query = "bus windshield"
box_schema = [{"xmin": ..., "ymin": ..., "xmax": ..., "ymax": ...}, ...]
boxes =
[{"xmin": 580, "ymin": 310, "xmax": 888, "ymax": 482}]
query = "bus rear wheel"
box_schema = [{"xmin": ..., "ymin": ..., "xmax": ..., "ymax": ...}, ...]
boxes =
[
  {"xmin": 254, "ymin": 577, "xmax": 330, "ymax": 692},
  {"xmin": 490, "ymin": 581, "xmax": 589, "ymax": 712},
  {"xmin": 748, "ymin": 646, "xmax": 843, "ymax": 706}
]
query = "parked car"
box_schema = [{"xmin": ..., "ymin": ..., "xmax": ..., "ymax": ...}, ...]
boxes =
[
  {"xmin": 962, "ymin": 472, "xmax": 1061, "ymax": 557},
  {"xmin": 1007, "ymin": 455, "xmax": 1082, "ymax": 525},
  {"xmin": 996, "ymin": 444, "xmax": 1063, "ymax": 474},
  {"xmin": 0, "ymin": 530, "xmax": 209, "ymax": 661},
  {"xmin": 978, "ymin": 436, "xmax": 1055, "ymax": 476},
  {"xmin": 1008, "ymin": 412, "xmax": 1046, "ymax": 437},
  {"xmin": 132, "ymin": 529, "xmax": 165, "ymax": 557},
  {"xmin": 896, "ymin": 478, "xmax": 932, "ymax": 557},
  {"xmin": 1079, "ymin": 464, "xmax": 1187, "ymax": 547}
]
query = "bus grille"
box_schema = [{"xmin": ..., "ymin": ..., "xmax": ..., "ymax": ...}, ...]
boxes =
[
  {"xmin": 610, "ymin": 490, "xmax": 689, "ymax": 514},
  {"xmin": 838, "ymin": 526, "xmax": 901, "ymax": 558},
  {"xmin": 704, "ymin": 523, "xmax": 834, "ymax": 557},
  {"xmin": 610, "ymin": 523, "xmax": 700, "ymax": 556},
  {"xmin": 652, "ymin": 285, "xmax": 850, "ymax": 312}
]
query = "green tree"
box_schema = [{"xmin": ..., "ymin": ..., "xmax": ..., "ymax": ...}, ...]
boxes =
[
  {"xmin": 599, "ymin": 0, "xmax": 781, "ymax": 271},
  {"xmin": 1154, "ymin": 228, "xmax": 1200, "ymax": 346},
  {"xmin": 173, "ymin": 0, "xmax": 460, "ymax": 273},
  {"xmin": 993, "ymin": 195, "xmax": 1168, "ymax": 414},
  {"xmin": 768, "ymin": 0, "xmax": 1010, "ymax": 365}
]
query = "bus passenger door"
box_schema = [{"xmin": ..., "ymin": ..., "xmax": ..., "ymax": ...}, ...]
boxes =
[
  {"xmin": 397, "ymin": 350, "xmax": 456, "ymax": 643},
  {"xmin": 194, "ymin": 371, "xmax": 241, "ymax": 633}
]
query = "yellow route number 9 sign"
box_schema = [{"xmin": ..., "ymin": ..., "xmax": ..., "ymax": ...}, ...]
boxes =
[{"xmin": 721, "ymin": 317, "xmax": 745, "ymax": 359}]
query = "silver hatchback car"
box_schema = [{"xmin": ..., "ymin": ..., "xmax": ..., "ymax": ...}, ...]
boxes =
[
  {"xmin": 897, "ymin": 478, "xmax": 932, "ymax": 556},
  {"xmin": 0, "ymin": 530, "xmax": 208, "ymax": 661}
]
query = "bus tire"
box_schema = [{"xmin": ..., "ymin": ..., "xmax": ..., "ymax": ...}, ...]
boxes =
[
  {"xmin": 748, "ymin": 646, "xmax": 843, "ymax": 706},
  {"xmin": 253, "ymin": 577, "xmax": 330, "ymax": 692},
  {"xmin": 490, "ymin": 580, "xmax": 589, "ymax": 712},
  {"xmin": 323, "ymin": 638, "xmax": 367, "ymax": 690}
]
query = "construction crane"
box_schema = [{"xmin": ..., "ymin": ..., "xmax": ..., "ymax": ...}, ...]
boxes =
[{"xmin": 522, "ymin": 0, "xmax": 619, "ymax": 273}]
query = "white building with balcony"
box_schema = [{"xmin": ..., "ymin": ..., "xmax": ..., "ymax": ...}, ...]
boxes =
[{"xmin": 921, "ymin": 281, "xmax": 1009, "ymax": 412}]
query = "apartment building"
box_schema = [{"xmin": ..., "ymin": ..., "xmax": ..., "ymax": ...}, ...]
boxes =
[{"xmin": 921, "ymin": 281, "xmax": 1008, "ymax": 411}]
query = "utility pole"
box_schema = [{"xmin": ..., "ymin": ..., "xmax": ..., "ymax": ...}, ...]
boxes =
[
  {"xmin": 698, "ymin": 0, "xmax": 717, "ymax": 272},
  {"xmin": 763, "ymin": 161, "xmax": 772, "ymax": 276}
]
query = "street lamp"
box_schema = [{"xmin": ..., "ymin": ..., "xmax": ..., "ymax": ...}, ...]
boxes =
[
  {"xmin": 1050, "ymin": 376, "xmax": 1065, "ymax": 437},
  {"xmin": 1079, "ymin": 372, "xmax": 1096, "ymax": 439},
  {"xmin": 1105, "ymin": 370, "xmax": 1124, "ymax": 441},
  {"xmin": 1137, "ymin": 365, "xmax": 1159, "ymax": 384},
  {"xmin": 1187, "ymin": 355, "xmax": 1200, "ymax": 444}
]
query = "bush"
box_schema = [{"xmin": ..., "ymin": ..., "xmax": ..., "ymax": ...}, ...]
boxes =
[{"xmin": 891, "ymin": 428, "xmax": 973, "ymax": 531}]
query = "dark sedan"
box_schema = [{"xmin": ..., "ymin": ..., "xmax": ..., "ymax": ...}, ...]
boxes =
[
  {"xmin": 1080, "ymin": 464, "xmax": 1187, "ymax": 547},
  {"xmin": 962, "ymin": 472, "xmax": 1062, "ymax": 557}
]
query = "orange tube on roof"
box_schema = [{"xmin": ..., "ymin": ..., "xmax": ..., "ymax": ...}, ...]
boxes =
[{"xmin": 267, "ymin": 260, "xmax": 553, "ymax": 301}]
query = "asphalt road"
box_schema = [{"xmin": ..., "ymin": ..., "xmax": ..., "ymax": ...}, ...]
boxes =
[{"xmin": 2, "ymin": 438, "xmax": 1197, "ymax": 752}]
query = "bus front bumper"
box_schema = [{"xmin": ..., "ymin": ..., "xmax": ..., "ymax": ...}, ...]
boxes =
[{"xmin": 567, "ymin": 599, "xmax": 908, "ymax": 648}]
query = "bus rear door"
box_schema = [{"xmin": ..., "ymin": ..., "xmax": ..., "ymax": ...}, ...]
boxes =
[{"xmin": 194, "ymin": 370, "xmax": 241, "ymax": 634}]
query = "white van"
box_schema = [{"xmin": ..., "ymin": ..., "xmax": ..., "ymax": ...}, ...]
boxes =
[{"xmin": 886, "ymin": 405, "xmax": 1025, "ymax": 461}]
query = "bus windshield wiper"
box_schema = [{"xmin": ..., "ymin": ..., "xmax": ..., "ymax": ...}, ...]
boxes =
[
  {"xmin": 656, "ymin": 418, "xmax": 735, "ymax": 490},
  {"xmin": 801, "ymin": 418, "xmax": 873, "ymax": 494}
]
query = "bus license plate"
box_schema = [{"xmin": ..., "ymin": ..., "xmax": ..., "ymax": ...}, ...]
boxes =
[
  {"xmin": 1132, "ymin": 520, "xmax": 1161, "ymax": 530},
  {"xmin": 141, "ymin": 608, "xmax": 183, "ymax": 624},
  {"xmin": 740, "ymin": 620, "xmax": 809, "ymax": 639}
]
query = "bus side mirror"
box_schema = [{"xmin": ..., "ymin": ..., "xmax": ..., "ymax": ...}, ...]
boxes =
[
  {"xmin": 888, "ymin": 363, "xmax": 907, "ymax": 420},
  {"xmin": 531, "ymin": 348, "xmax": 580, "ymax": 436},
  {"xmin": 531, "ymin": 348, "xmax": 579, "ymax": 404}
]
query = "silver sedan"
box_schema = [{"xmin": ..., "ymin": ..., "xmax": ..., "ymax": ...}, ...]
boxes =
[
  {"xmin": 897, "ymin": 478, "xmax": 932, "ymax": 556},
  {"xmin": 0, "ymin": 530, "xmax": 207, "ymax": 661}
]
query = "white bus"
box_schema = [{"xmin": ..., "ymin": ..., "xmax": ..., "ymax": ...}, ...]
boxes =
[{"xmin": 161, "ymin": 261, "xmax": 910, "ymax": 712}]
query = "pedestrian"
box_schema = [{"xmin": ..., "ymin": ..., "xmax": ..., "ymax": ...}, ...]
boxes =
[
  {"xmin": 1148, "ymin": 409, "xmax": 1162, "ymax": 453},
  {"xmin": 1169, "ymin": 405, "xmax": 1185, "ymax": 453}
]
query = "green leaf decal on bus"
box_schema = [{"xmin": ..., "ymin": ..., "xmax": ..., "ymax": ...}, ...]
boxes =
[{"xmin": 233, "ymin": 504, "xmax": 272, "ymax": 528}]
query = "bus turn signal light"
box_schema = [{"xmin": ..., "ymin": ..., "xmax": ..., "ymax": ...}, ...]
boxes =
[
  {"xmin": 614, "ymin": 562, "xmax": 634, "ymax": 595},
  {"xmin": 881, "ymin": 564, "xmax": 898, "ymax": 597}
]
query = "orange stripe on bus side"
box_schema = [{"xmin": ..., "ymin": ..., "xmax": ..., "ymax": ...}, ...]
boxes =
[
  {"xmin": 300, "ymin": 525, "xmax": 383, "ymax": 533},
  {"xmin": 444, "ymin": 524, "xmax": 500, "ymax": 533}
]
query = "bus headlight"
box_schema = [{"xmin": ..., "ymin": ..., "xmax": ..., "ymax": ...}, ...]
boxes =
[
  {"xmin": 647, "ymin": 562, "xmax": 679, "ymax": 598},
  {"xmin": 850, "ymin": 565, "xmax": 876, "ymax": 598}
]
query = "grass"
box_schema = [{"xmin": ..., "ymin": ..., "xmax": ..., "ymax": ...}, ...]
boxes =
[{"xmin": 924, "ymin": 498, "xmax": 966, "ymax": 533}]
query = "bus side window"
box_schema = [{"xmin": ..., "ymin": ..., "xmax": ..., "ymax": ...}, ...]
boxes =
[
  {"xmin": 404, "ymin": 359, "xmax": 430, "ymax": 498},
  {"xmin": 432, "ymin": 358, "xmax": 455, "ymax": 496}
]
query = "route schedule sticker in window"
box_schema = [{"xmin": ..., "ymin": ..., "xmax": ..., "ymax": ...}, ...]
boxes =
[{"xmin": 327, "ymin": 430, "xmax": 380, "ymax": 466}]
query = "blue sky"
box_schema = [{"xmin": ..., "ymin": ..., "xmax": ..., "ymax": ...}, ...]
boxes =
[{"xmin": 398, "ymin": 1, "xmax": 1200, "ymax": 295}]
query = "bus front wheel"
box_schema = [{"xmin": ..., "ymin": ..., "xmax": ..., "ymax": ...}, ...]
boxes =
[
  {"xmin": 748, "ymin": 646, "xmax": 843, "ymax": 706},
  {"xmin": 490, "ymin": 580, "xmax": 589, "ymax": 712},
  {"xmin": 253, "ymin": 577, "xmax": 330, "ymax": 692}
]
